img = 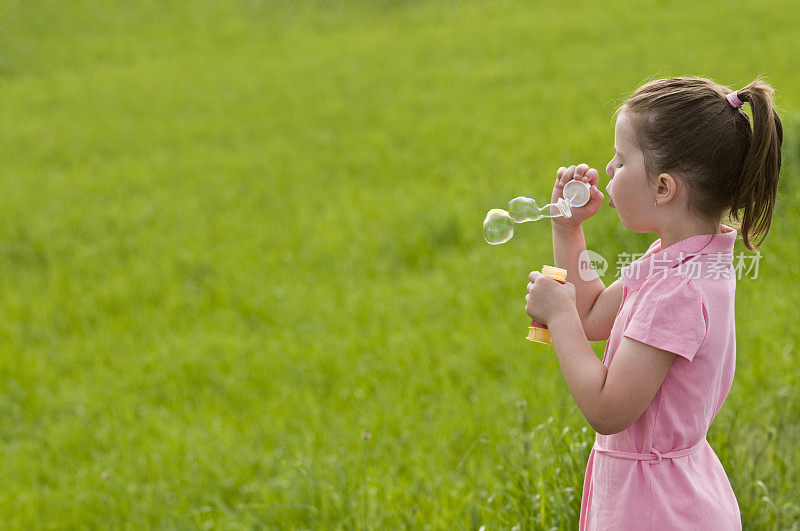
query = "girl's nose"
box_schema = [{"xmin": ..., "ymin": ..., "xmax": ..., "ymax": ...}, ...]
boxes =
[{"xmin": 605, "ymin": 160, "xmax": 615, "ymax": 178}]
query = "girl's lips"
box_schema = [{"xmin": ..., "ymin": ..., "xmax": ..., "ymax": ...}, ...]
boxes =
[{"xmin": 609, "ymin": 197, "xmax": 615, "ymax": 208}]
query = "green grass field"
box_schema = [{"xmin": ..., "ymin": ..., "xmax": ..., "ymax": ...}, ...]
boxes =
[{"xmin": 1, "ymin": 1, "xmax": 799, "ymax": 528}]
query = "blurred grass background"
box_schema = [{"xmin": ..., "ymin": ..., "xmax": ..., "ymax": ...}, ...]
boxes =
[{"xmin": 0, "ymin": 0, "xmax": 798, "ymax": 528}]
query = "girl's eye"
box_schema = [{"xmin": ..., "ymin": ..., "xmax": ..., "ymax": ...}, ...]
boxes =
[{"xmin": 616, "ymin": 162, "xmax": 623, "ymax": 168}]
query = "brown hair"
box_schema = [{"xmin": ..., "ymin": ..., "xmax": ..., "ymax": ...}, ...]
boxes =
[{"xmin": 620, "ymin": 76, "xmax": 783, "ymax": 250}]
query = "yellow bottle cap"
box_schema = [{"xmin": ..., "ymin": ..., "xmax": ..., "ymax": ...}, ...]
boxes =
[
  {"xmin": 541, "ymin": 265, "xmax": 568, "ymax": 283},
  {"xmin": 526, "ymin": 326, "xmax": 552, "ymax": 344}
]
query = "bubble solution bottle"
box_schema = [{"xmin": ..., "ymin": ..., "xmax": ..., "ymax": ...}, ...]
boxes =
[{"xmin": 527, "ymin": 265, "xmax": 568, "ymax": 344}]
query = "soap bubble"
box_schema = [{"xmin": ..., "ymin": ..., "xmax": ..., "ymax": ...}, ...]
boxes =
[
  {"xmin": 483, "ymin": 209, "xmax": 515, "ymax": 245},
  {"xmin": 484, "ymin": 183, "xmax": 589, "ymax": 245},
  {"xmin": 508, "ymin": 196, "xmax": 542, "ymax": 223}
]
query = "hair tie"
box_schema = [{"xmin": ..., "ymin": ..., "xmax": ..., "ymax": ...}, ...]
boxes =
[{"xmin": 726, "ymin": 91, "xmax": 744, "ymax": 109}]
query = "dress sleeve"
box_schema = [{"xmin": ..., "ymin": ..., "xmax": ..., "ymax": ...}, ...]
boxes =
[{"xmin": 623, "ymin": 275, "xmax": 708, "ymax": 361}]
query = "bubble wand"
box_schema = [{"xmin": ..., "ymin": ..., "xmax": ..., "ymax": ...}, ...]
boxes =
[{"xmin": 482, "ymin": 180, "xmax": 590, "ymax": 344}]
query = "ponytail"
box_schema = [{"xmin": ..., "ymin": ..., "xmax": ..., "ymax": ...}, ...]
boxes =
[{"xmin": 731, "ymin": 78, "xmax": 783, "ymax": 250}]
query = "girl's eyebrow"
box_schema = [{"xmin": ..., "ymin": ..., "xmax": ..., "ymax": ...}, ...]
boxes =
[{"xmin": 614, "ymin": 146, "xmax": 624, "ymax": 157}]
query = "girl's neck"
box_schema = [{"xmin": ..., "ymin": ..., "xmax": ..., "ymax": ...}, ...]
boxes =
[{"xmin": 657, "ymin": 213, "xmax": 720, "ymax": 251}]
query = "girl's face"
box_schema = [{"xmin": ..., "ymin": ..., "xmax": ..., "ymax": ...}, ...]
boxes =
[{"xmin": 605, "ymin": 112, "xmax": 658, "ymax": 233}]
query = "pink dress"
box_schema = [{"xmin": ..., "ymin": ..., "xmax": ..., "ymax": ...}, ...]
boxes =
[{"xmin": 580, "ymin": 225, "xmax": 741, "ymax": 530}]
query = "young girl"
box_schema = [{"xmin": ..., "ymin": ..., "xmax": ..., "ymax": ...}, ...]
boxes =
[{"xmin": 524, "ymin": 77, "xmax": 782, "ymax": 529}]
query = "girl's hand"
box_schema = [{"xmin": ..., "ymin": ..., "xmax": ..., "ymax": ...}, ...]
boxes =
[
  {"xmin": 525, "ymin": 271, "xmax": 577, "ymax": 325},
  {"xmin": 550, "ymin": 164, "xmax": 605, "ymax": 232}
]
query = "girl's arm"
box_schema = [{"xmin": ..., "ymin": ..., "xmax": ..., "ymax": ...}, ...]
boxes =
[
  {"xmin": 553, "ymin": 224, "xmax": 623, "ymax": 340},
  {"xmin": 526, "ymin": 279, "xmax": 675, "ymax": 435},
  {"xmin": 551, "ymin": 165, "xmax": 622, "ymax": 340}
]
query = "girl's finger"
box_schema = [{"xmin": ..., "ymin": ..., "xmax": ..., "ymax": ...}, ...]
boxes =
[
  {"xmin": 584, "ymin": 168, "xmax": 599, "ymax": 186},
  {"xmin": 589, "ymin": 184, "xmax": 605, "ymax": 205},
  {"xmin": 528, "ymin": 271, "xmax": 541, "ymax": 282},
  {"xmin": 563, "ymin": 165, "xmax": 578, "ymax": 186},
  {"xmin": 574, "ymin": 163, "xmax": 590, "ymax": 180},
  {"xmin": 555, "ymin": 167, "xmax": 567, "ymax": 190}
]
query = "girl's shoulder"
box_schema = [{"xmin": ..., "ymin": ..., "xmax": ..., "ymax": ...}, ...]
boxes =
[{"xmin": 637, "ymin": 270, "xmax": 704, "ymax": 299}]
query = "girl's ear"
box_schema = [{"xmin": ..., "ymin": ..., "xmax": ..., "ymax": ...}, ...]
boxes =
[{"xmin": 655, "ymin": 173, "xmax": 678, "ymax": 205}]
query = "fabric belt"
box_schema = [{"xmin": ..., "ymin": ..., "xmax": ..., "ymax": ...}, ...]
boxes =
[{"xmin": 593, "ymin": 438, "xmax": 706, "ymax": 464}]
